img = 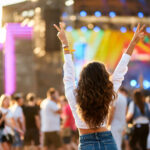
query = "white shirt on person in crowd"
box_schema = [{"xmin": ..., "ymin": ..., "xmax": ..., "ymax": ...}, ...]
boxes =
[
  {"xmin": 128, "ymin": 101, "xmax": 149, "ymax": 124},
  {"xmin": 111, "ymin": 93, "xmax": 127, "ymax": 150},
  {"xmin": 63, "ymin": 53, "xmax": 131, "ymax": 129},
  {"xmin": 111, "ymin": 92, "xmax": 127, "ymax": 129},
  {"xmin": 40, "ymin": 99, "xmax": 60, "ymax": 132},
  {"xmin": 10, "ymin": 103, "xmax": 24, "ymax": 127},
  {"xmin": 0, "ymin": 107, "xmax": 14, "ymax": 135}
]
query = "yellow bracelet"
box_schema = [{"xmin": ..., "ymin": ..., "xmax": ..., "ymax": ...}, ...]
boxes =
[{"xmin": 64, "ymin": 48, "xmax": 75, "ymax": 52}]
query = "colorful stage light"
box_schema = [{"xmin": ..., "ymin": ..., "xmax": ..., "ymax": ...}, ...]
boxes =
[
  {"xmin": 93, "ymin": 26, "xmax": 100, "ymax": 32},
  {"xmin": 66, "ymin": 28, "xmax": 150, "ymax": 76},
  {"xmin": 66, "ymin": 26, "xmax": 73, "ymax": 32},
  {"xmin": 109, "ymin": 11, "xmax": 116, "ymax": 18},
  {"xmin": 143, "ymin": 80, "xmax": 150, "ymax": 89},
  {"xmin": 144, "ymin": 36, "xmax": 150, "ymax": 43},
  {"xmin": 80, "ymin": 11, "xmax": 87, "ymax": 17},
  {"xmin": 65, "ymin": 0, "xmax": 74, "ymax": 6},
  {"xmin": 146, "ymin": 27, "xmax": 150, "ymax": 33},
  {"xmin": 94, "ymin": 11, "xmax": 102, "ymax": 17},
  {"xmin": 138, "ymin": 12, "xmax": 144, "ymax": 18},
  {"xmin": 81, "ymin": 26, "xmax": 88, "ymax": 32},
  {"xmin": 130, "ymin": 80, "xmax": 137, "ymax": 87},
  {"xmin": 120, "ymin": 27, "xmax": 127, "ymax": 33}
]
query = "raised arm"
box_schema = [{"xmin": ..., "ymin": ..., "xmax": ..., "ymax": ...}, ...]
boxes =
[
  {"xmin": 112, "ymin": 24, "xmax": 145, "ymax": 92},
  {"xmin": 54, "ymin": 22, "xmax": 76, "ymax": 96}
]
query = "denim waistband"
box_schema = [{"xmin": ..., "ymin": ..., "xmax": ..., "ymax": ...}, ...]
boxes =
[{"xmin": 79, "ymin": 131, "xmax": 112, "ymax": 142}]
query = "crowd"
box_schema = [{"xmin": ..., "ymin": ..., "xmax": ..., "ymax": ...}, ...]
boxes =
[
  {"xmin": 0, "ymin": 87, "xmax": 150, "ymax": 150},
  {"xmin": 0, "ymin": 88, "xmax": 78, "ymax": 150},
  {"xmin": 107, "ymin": 87, "xmax": 150, "ymax": 150}
]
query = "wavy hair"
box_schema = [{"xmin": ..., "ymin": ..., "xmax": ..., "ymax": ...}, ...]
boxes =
[{"xmin": 76, "ymin": 62, "xmax": 116, "ymax": 129}]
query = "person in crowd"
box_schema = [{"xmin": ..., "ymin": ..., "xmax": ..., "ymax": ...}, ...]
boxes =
[
  {"xmin": 107, "ymin": 87, "xmax": 127, "ymax": 150},
  {"xmin": 126, "ymin": 89, "xmax": 150, "ymax": 150},
  {"xmin": 0, "ymin": 94, "xmax": 23, "ymax": 150},
  {"xmin": 0, "ymin": 109, "xmax": 5, "ymax": 150},
  {"xmin": 146, "ymin": 96, "xmax": 150, "ymax": 150},
  {"xmin": 40, "ymin": 88, "xmax": 63, "ymax": 150},
  {"xmin": 23, "ymin": 93, "xmax": 40, "ymax": 150},
  {"xmin": 119, "ymin": 87, "xmax": 132, "ymax": 107},
  {"xmin": 0, "ymin": 94, "xmax": 14, "ymax": 150},
  {"xmin": 36, "ymin": 97, "xmax": 43, "ymax": 112},
  {"xmin": 60, "ymin": 96, "xmax": 77, "ymax": 150},
  {"xmin": 54, "ymin": 22, "xmax": 145, "ymax": 150},
  {"xmin": 119, "ymin": 88, "xmax": 132, "ymax": 150},
  {"xmin": 10, "ymin": 94, "xmax": 25, "ymax": 150}
]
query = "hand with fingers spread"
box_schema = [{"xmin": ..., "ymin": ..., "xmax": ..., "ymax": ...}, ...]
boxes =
[
  {"xmin": 54, "ymin": 22, "xmax": 68, "ymax": 46},
  {"xmin": 126, "ymin": 24, "xmax": 145, "ymax": 56}
]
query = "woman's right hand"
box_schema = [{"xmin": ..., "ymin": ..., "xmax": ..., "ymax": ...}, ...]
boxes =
[{"xmin": 54, "ymin": 22, "xmax": 68, "ymax": 46}]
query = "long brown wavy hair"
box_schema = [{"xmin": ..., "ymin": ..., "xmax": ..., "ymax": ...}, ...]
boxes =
[
  {"xmin": 133, "ymin": 89, "xmax": 145, "ymax": 114},
  {"xmin": 76, "ymin": 61, "xmax": 116, "ymax": 129}
]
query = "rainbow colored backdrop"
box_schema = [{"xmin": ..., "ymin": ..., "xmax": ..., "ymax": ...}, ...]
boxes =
[{"xmin": 67, "ymin": 29, "xmax": 150, "ymax": 70}]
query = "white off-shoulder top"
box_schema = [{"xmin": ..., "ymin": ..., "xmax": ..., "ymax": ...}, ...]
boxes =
[{"xmin": 63, "ymin": 53, "xmax": 131, "ymax": 129}]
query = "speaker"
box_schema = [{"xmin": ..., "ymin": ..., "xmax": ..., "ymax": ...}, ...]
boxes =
[{"xmin": 44, "ymin": 6, "xmax": 61, "ymax": 52}]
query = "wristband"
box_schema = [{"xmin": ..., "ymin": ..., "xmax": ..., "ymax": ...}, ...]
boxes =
[{"xmin": 64, "ymin": 48, "xmax": 75, "ymax": 52}]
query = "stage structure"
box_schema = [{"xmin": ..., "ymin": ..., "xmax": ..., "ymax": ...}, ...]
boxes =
[{"xmin": 0, "ymin": 23, "xmax": 33, "ymax": 95}]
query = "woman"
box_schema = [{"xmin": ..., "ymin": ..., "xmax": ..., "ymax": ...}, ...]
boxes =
[
  {"xmin": 60, "ymin": 96, "xmax": 77, "ymax": 150},
  {"xmin": 0, "ymin": 95, "xmax": 15, "ymax": 150},
  {"xmin": 146, "ymin": 96, "xmax": 150, "ymax": 150},
  {"xmin": 126, "ymin": 90, "xmax": 150, "ymax": 150},
  {"xmin": 54, "ymin": 23, "xmax": 145, "ymax": 150},
  {"xmin": 107, "ymin": 88, "xmax": 128, "ymax": 150},
  {"xmin": 0, "ymin": 109, "xmax": 6, "ymax": 149},
  {"xmin": 0, "ymin": 94, "xmax": 23, "ymax": 150}
]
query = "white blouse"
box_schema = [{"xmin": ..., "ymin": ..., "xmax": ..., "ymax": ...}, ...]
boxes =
[{"xmin": 63, "ymin": 53, "xmax": 131, "ymax": 129}]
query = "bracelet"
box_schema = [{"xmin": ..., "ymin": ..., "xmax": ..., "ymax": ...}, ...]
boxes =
[{"xmin": 64, "ymin": 48, "xmax": 75, "ymax": 52}]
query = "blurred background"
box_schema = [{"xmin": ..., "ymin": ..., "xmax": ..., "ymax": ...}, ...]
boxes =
[{"xmin": 0, "ymin": 0, "xmax": 150, "ymax": 97}]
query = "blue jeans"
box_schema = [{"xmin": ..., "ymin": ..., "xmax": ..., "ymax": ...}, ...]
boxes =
[
  {"xmin": 13, "ymin": 130, "xmax": 22, "ymax": 147},
  {"xmin": 79, "ymin": 131, "xmax": 118, "ymax": 150}
]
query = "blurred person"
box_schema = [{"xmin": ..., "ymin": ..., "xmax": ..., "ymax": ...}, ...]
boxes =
[
  {"xmin": 54, "ymin": 22, "xmax": 145, "ymax": 150},
  {"xmin": 107, "ymin": 88, "xmax": 127, "ymax": 150},
  {"xmin": 40, "ymin": 88, "xmax": 63, "ymax": 150},
  {"xmin": 23, "ymin": 93, "xmax": 40, "ymax": 150},
  {"xmin": 36, "ymin": 97, "xmax": 43, "ymax": 112},
  {"xmin": 10, "ymin": 94, "xmax": 16, "ymax": 107},
  {"xmin": 0, "ymin": 95, "xmax": 22, "ymax": 150},
  {"xmin": 10, "ymin": 94, "xmax": 25, "ymax": 150},
  {"xmin": 126, "ymin": 89, "xmax": 150, "ymax": 150},
  {"xmin": 119, "ymin": 87, "xmax": 132, "ymax": 107},
  {"xmin": 146, "ymin": 96, "xmax": 150, "ymax": 150},
  {"xmin": 60, "ymin": 96, "xmax": 77, "ymax": 150},
  {"xmin": 0, "ymin": 109, "xmax": 5, "ymax": 150},
  {"xmin": 0, "ymin": 94, "xmax": 13, "ymax": 150},
  {"xmin": 119, "ymin": 87, "xmax": 132, "ymax": 150}
]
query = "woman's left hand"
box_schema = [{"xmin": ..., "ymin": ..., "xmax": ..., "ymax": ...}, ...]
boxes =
[{"xmin": 131, "ymin": 23, "xmax": 145, "ymax": 44}]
